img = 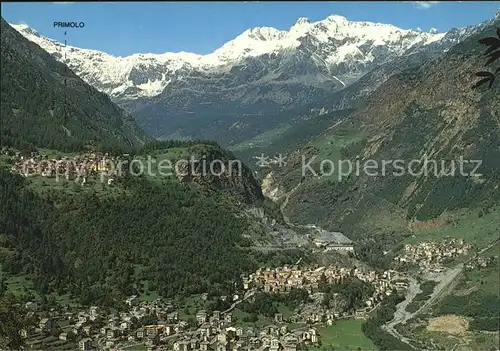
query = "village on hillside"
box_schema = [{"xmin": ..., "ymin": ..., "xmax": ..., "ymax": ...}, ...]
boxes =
[
  {"xmin": 3, "ymin": 149, "xmax": 124, "ymax": 185},
  {"xmin": 17, "ymin": 261, "xmax": 414, "ymax": 351},
  {"xmin": 394, "ymin": 238, "xmax": 473, "ymax": 273},
  {"xmin": 244, "ymin": 265, "xmax": 401, "ymax": 314}
]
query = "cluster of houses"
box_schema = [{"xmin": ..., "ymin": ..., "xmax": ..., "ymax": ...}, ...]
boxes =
[
  {"xmin": 21, "ymin": 297, "xmax": 179, "ymax": 350},
  {"xmin": 465, "ymin": 255, "xmax": 497, "ymax": 271},
  {"xmin": 20, "ymin": 261, "xmax": 409, "ymax": 351},
  {"xmin": 243, "ymin": 265, "xmax": 404, "ymax": 312},
  {"xmin": 394, "ymin": 239, "xmax": 473, "ymax": 272},
  {"xmin": 16, "ymin": 259, "xmax": 428, "ymax": 351},
  {"xmin": 19, "ymin": 294, "xmax": 321, "ymax": 351},
  {"xmin": 8, "ymin": 151, "xmax": 125, "ymax": 184},
  {"xmin": 172, "ymin": 310, "xmax": 317, "ymax": 351}
]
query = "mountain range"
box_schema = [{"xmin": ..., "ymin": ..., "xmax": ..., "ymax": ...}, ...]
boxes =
[{"xmin": 11, "ymin": 15, "xmax": 492, "ymax": 145}]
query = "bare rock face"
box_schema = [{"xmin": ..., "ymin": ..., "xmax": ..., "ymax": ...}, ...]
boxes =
[{"xmin": 261, "ymin": 171, "xmax": 286, "ymax": 201}]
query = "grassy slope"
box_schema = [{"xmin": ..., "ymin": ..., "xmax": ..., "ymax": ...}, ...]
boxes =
[
  {"xmin": 308, "ymin": 319, "xmax": 376, "ymax": 350},
  {"xmin": 231, "ymin": 110, "xmax": 353, "ymax": 169},
  {"xmin": 404, "ymin": 207, "xmax": 500, "ymax": 248}
]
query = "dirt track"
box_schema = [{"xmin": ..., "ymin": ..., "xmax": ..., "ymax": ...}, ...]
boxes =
[{"xmin": 382, "ymin": 236, "xmax": 500, "ymax": 349}]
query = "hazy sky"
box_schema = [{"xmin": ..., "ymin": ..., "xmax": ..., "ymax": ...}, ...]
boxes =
[{"xmin": 2, "ymin": 1, "xmax": 499, "ymax": 56}]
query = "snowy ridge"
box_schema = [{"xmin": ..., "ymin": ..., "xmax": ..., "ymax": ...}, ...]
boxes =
[{"xmin": 11, "ymin": 14, "xmax": 450, "ymax": 100}]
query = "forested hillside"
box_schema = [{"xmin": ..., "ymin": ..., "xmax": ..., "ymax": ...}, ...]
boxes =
[
  {"xmin": 0, "ymin": 141, "xmax": 294, "ymax": 307},
  {"xmin": 0, "ymin": 18, "xmax": 148, "ymax": 152}
]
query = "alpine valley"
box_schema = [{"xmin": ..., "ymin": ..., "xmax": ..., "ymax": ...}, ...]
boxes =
[
  {"xmin": 1, "ymin": 8, "xmax": 499, "ymax": 351},
  {"xmin": 11, "ymin": 15, "xmax": 493, "ymax": 145}
]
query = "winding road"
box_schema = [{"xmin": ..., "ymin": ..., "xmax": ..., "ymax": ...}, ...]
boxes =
[
  {"xmin": 221, "ymin": 289, "xmax": 256, "ymax": 315},
  {"xmin": 280, "ymin": 181, "xmax": 302, "ymax": 226}
]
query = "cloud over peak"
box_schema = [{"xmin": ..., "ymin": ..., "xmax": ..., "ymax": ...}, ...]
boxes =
[{"xmin": 412, "ymin": 1, "xmax": 440, "ymax": 10}]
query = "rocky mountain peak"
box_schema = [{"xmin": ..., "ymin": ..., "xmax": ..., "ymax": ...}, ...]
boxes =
[
  {"xmin": 9, "ymin": 14, "xmax": 492, "ymax": 143},
  {"xmin": 11, "ymin": 14, "xmax": 455, "ymax": 103},
  {"xmin": 295, "ymin": 16, "xmax": 311, "ymax": 26},
  {"xmin": 326, "ymin": 14, "xmax": 348, "ymax": 23}
]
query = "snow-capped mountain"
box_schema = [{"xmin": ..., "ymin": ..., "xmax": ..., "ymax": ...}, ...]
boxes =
[
  {"xmin": 10, "ymin": 14, "xmax": 487, "ymax": 144},
  {"xmin": 12, "ymin": 15, "xmax": 446, "ymax": 101}
]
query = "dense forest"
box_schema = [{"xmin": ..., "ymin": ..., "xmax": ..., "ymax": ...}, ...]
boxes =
[
  {"xmin": 0, "ymin": 165, "xmax": 281, "ymax": 306},
  {"xmin": 439, "ymin": 291, "xmax": 500, "ymax": 332},
  {"xmin": 319, "ymin": 276, "xmax": 375, "ymax": 313},
  {"xmin": 0, "ymin": 294, "xmax": 26, "ymax": 350},
  {"xmin": 239, "ymin": 289, "xmax": 312, "ymax": 318}
]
